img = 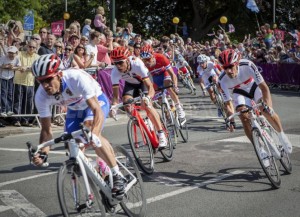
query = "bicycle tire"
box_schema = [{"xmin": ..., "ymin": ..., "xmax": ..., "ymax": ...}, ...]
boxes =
[
  {"xmin": 159, "ymin": 115, "xmax": 174, "ymax": 161},
  {"xmin": 114, "ymin": 146, "xmax": 147, "ymax": 217},
  {"xmin": 214, "ymin": 86, "xmax": 227, "ymax": 119},
  {"xmin": 252, "ymin": 128, "xmax": 281, "ymax": 189},
  {"xmin": 57, "ymin": 160, "xmax": 106, "ymax": 217},
  {"xmin": 174, "ymin": 110, "xmax": 189, "ymax": 143},
  {"xmin": 127, "ymin": 118, "xmax": 154, "ymax": 175},
  {"xmin": 161, "ymin": 103, "xmax": 177, "ymax": 146},
  {"xmin": 267, "ymin": 126, "xmax": 292, "ymax": 174},
  {"xmin": 186, "ymin": 79, "xmax": 196, "ymax": 95}
]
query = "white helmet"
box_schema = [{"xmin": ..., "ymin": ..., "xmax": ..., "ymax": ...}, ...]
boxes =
[
  {"xmin": 178, "ymin": 55, "xmax": 185, "ymax": 62},
  {"xmin": 197, "ymin": 54, "xmax": 209, "ymax": 63},
  {"xmin": 32, "ymin": 54, "xmax": 63, "ymax": 81}
]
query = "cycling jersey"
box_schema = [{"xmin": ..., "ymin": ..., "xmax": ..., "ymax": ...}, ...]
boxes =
[
  {"xmin": 176, "ymin": 60, "xmax": 189, "ymax": 74},
  {"xmin": 197, "ymin": 60, "xmax": 218, "ymax": 88},
  {"xmin": 147, "ymin": 53, "xmax": 172, "ymax": 76},
  {"xmin": 219, "ymin": 59, "xmax": 264, "ymax": 107},
  {"xmin": 35, "ymin": 68, "xmax": 104, "ymax": 118},
  {"xmin": 111, "ymin": 56, "xmax": 149, "ymax": 85}
]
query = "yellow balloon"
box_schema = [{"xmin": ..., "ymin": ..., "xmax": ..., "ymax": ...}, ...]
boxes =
[
  {"xmin": 220, "ymin": 16, "xmax": 227, "ymax": 24},
  {"xmin": 273, "ymin": 23, "xmax": 277, "ymax": 29},
  {"xmin": 63, "ymin": 12, "xmax": 70, "ymax": 20},
  {"xmin": 172, "ymin": 17, "xmax": 180, "ymax": 24}
]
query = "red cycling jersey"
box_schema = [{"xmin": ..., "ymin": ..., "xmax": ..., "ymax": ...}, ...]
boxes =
[{"xmin": 147, "ymin": 53, "xmax": 172, "ymax": 76}]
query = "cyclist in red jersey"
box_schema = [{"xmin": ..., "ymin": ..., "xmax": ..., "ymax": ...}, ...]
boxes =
[{"xmin": 140, "ymin": 45, "xmax": 186, "ymax": 119}]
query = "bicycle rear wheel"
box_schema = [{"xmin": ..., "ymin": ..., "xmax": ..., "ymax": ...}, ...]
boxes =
[
  {"xmin": 252, "ymin": 128, "xmax": 281, "ymax": 189},
  {"xmin": 57, "ymin": 160, "xmax": 106, "ymax": 216},
  {"xmin": 268, "ymin": 126, "xmax": 292, "ymax": 174},
  {"xmin": 127, "ymin": 118, "xmax": 154, "ymax": 175},
  {"xmin": 161, "ymin": 103, "xmax": 177, "ymax": 146},
  {"xmin": 159, "ymin": 116, "xmax": 174, "ymax": 161},
  {"xmin": 114, "ymin": 146, "xmax": 147, "ymax": 217}
]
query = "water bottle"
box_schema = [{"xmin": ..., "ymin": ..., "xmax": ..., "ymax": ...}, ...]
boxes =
[{"xmin": 96, "ymin": 157, "xmax": 110, "ymax": 178}]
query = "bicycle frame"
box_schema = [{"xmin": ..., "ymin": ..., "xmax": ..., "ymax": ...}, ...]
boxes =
[
  {"xmin": 32, "ymin": 129, "xmax": 138, "ymax": 207},
  {"xmin": 129, "ymin": 103, "xmax": 159, "ymax": 149}
]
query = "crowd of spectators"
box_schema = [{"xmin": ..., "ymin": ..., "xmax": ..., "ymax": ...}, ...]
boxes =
[{"xmin": 0, "ymin": 7, "xmax": 299, "ymax": 128}]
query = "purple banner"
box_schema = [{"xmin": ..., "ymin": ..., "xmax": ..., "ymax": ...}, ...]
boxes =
[{"xmin": 257, "ymin": 63, "xmax": 300, "ymax": 85}]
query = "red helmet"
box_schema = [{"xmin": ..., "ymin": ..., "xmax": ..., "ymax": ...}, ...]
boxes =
[
  {"xmin": 110, "ymin": 46, "xmax": 130, "ymax": 62},
  {"xmin": 218, "ymin": 49, "xmax": 239, "ymax": 67},
  {"xmin": 140, "ymin": 45, "xmax": 154, "ymax": 59}
]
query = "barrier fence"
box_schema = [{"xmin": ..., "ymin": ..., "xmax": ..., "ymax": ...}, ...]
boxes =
[{"xmin": 0, "ymin": 63, "xmax": 298, "ymax": 127}]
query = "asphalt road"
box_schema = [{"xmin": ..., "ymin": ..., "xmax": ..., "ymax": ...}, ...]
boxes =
[{"xmin": 0, "ymin": 87, "xmax": 299, "ymax": 217}]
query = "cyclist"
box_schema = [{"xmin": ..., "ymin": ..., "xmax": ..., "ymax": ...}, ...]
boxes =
[
  {"xmin": 31, "ymin": 54, "xmax": 126, "ymax": 199},
  {"xmin": 176, "ymin": 55, "xmax": 196, "ymax": 92},
  {"xmin": 140, "ymin": 44, "xmax": 186, "ymax": 120},
  {"xmin": 218, "ymin": 49, "xmax": 293, "ymax": 155},
  {"xmin": 197, "ymin": 54, "xmax": 222, "ymax": 116},
  {"xmin": 109, "ymin": 46, "xmax": 167, "ymax": 148}
]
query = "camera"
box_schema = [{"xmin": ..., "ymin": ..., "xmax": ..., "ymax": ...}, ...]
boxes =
[{"xmin": 8, "ymin": 20, "xmax": 16, "ymax": 29}]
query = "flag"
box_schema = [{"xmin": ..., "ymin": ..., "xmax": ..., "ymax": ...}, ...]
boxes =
[
  {"xmin": 228, "ymin": 24, "xmax": 235, "ymax": 33},
  {"xmin": 246, "ymin": 0, "xmax": 259, "ymax": 13}
]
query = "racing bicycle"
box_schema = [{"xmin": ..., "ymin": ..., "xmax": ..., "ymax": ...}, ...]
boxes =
[
  {"xmin": 27, "ymin": 126, "xmax": 147, "ymax": 216},
  {"xmin": 227, "ymin": 100, "xmax": 292, "ymax": 189}
]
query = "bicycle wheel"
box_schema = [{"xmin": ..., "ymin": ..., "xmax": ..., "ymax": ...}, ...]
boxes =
[
  {"xmin": 127, "ymin": 118, "xmax": 154, "ymax": 175},
  {"xmin": 159, "ymin": 116, "xmax": 174, "ymax": 161},
  {"xmin": 214, "ymin": 86, "xmax": 227, "ymax": 119},
  {"xmin": 186, "ymin": 79, "xmax": 196, "ymax": 95},
  {"xmin": 161, "ymin": 103, "xmax": 177, "ymax": 146},
  {"xmin": 114, "ymin": 146, "xmax": 147, "ymax": 217},
  {"xmin": 252, "ymin": 128, "xmax": 281, "ymax": 188},
  {"xmin": 57, "ymin": 160, "xmax": 106, "ymax": 217},
  {"xmin": 268, "ymin": 127, "xmax": 292, "ymax": 174},
  {"xmin": 174, "ymin": 110, "xmax": 189, "ymax": 143}
]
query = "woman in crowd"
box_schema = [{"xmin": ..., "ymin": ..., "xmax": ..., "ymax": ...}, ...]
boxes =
[
  {"xmin": 61, "ymin": 44, "xmax": 78, "ymax": 69},
  {"xmin": 73, "ymin": 44, "xmax": 94, "ymax": 69}
]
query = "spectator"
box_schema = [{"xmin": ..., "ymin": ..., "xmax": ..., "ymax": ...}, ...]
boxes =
[
  {"xmin": 74, "ymin": 44, "xmax": 93, "ymax": 68},
  {"xmin": 38, "ymin": 34, "xmax": 56, "ymax": 55},
  {"xmin": 61, "ymin": 44, "xmax": 78, "ymax": 69},
  {"xmin": 12, "ymin": 40, "xmax": 39, "ymax": 127},
  {"xmin": 80, "ymin": 35, "xmax": 89, "ymax": 46},
  {"xmin": 0, "ymin": 46, "xmax": 21, "ymax": 117},
  {"xmin": 82, "ymin": 19, "xmax": 92, "ymax": 38},
  {"xmin": 93, "ymin": 6, "xmax": 107, "ymax": 33},
  {"xmin": 85, "ymin": 31, "xmax": 105, "ymax": 68},
  {"xmin": 263, "ymin": 23, "xmax": 274, "ymax": 49},
  {"xmin": 7, "ymin": 20, "xmax": 25, "ymax": 46},
  {"xmin": 133, "ymin": 43, "xmax": 141, "ymax": 57},
  {"xmin": 62, "ymin": 28, "xmax": 70, "ymax": 44},
  {"xmin": 97, "ymin": 33, "xmax": 113, "ymax": 65},
  {"xmin": 54, "ymin": 41, "xmax": 64, "ymax": 59},
  {"xmin": 31, "ymin": 34, "xmax": 42, "ymax": 50},
  {"xmin": 39, "ymin": 27, "xmax": 48, "ymax": 46},
  {"xmin": 0, "ymin": 35, "xmax": 7, "ymax": 57},
  {"xmin": 69, "ymin": 33, "xmax": 80, "ymax": 49},
  {"xmin": 69, "ymin": 22, "xmax": 81, "ymax": 38}
]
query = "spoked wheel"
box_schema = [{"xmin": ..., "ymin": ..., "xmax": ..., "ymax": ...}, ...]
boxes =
[
  {"xmin": 214, "ymin": 86, "xmax": 227, "ymax": 119},
  {"xmin": 115, "ymin": 146, "xmax": 147, "ymax": 217},
  {"xmin": 268, "ymin": 127, "xmax": 292, "ymax": 174},
  {"xmin": 174, "ymin": 110, "xmax": 189, "ymax": 143},
  {"xmin": 186, "ymin": 79, "xmax": 196, "ymax": 95},
  {"xmin": 127, "ymin": 119, "xmax": 154, "ymax": 175},
  {"xmin": 161, "ymin": 103, "xmax": 177, "ymax": 147},
  {"xmin": 57, "ymin": 160, "xmax": 106, "ymax": 217},
  {"xmin": 252, "ymin": 128, "xmax": 281, "ymax": 189},
  {"xmin": 159, "ymin": 115, "xmax": 174, "ymax": 161}
]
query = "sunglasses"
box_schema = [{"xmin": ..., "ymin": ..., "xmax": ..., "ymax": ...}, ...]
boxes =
[
  {"xmin": 55, "ymin": 45, "xmax": 62, "ymax": 48},
  {"xmin": 114, "ymin": 60, "xmax": 125, "ymax": 65},
  {"xmin": 40, "ymin": 31, "xmax": 47, "ymax": 34},
  {"xmin": 28, "ymin": 46, "xmax": 36, "ymax": 49},
  {"xmin": 223, "ymin": 64, "xmax": 235, "ymax": 70},
  {"xmin": 38, "ymin": 76, "xmax": 55, "ymax": 84},
  {"xmin": 65, "ymin": 48, "xmax": 72, "ymax": 51},
  {"xmin": 81, "ymin": 39, "xmax": 89, "ymax": 41}
]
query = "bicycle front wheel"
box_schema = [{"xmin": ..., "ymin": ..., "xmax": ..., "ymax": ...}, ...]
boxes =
[
  {"xmin": 127, "ymin": 118, "xmax": 154, "ymax": 175},
  {"xmin": 159, "ymin": 116, "xmax": 174, "ymax": 161},
  {"xmin": 252, "ymin": 128, "xmax": 281, "ymax": 189},
  {"xmin": 214, "ymin": 86, "xmax": 227, "ymax": 119},
  {"xmin": 174, "ymin": 110, "xmax": 189, "ymax": 143},
  {"xmin": 161, "ymin": 103, "xmax": 177, "ymax": 146},
  {"xmin": 115, "ymin": 146, "xmax": 147, "ymax": 217},
  {"xmin": 57, "ymin": 160, "xmax": 106, "ymax": 217}
]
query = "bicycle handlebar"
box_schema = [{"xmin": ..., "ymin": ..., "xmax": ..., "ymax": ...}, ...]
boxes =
[{"xmin": 227, "ymin": 102, "xmax": 263, "ymax": 120}]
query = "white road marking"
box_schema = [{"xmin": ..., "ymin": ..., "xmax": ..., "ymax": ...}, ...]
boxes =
[
  {"xmin": 217, "ymin": 134, "xmax": 300, "ymax": 147},
  {"xmin": 0, "ymin": 190, "xmax": 47, "ymax": 216}
]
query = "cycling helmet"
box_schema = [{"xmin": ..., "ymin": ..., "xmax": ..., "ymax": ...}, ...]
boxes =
[
  {"xmin": 178, "ymin": 55, "xmax": 185, "ymax": 62},
  {"xmin": 197, "ymin": 54, "xmax": 209, "ymax": 63},
  {"xmin": 32, "ymin": 54, "xmax": 63, "ymax": 81},
  {"xmin": 110, "ymin": 46, "xmax": 130, "ymax": 62},
  {"xmin": 218, "ymin": 49, "xmax": 239, "ymax": 67},
  {"xmin": 140, "ymin": 45, "xmax": 154, "ymax": 59}
]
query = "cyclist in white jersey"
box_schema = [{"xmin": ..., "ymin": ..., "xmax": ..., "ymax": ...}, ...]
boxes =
[
  {"xmin": 218, "ymin": 49, "xmax": 292, "ymax": 154},
  {"xmin": 109, "ymin": 46, "xmax": 167, "ymax": 148},
  {"xmin": 31, "ymin": 54, "xmax": 126, "ymax": 199},
  {"xmin": 176, "ymin": 56, "xmax": 196, "ymax": 91},
  {"xmin": 197, "ymin": 54, "xmax": 222, "ymax": 116}
]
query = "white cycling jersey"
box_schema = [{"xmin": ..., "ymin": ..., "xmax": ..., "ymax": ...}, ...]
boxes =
[
  {"xmin": 197, "ymin": 60, "xmax": 218, "ymax": 87},
  {"xmin": 111, "ymin": 56, "xmax": 149, "ymax": 85},
  {"xmin": 219, "ymin": 59, "xmax": 264, "ymax": 106},
  {"xmin": 35, "ymin": 68, "xmax": 103, "ymax": 118}
]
